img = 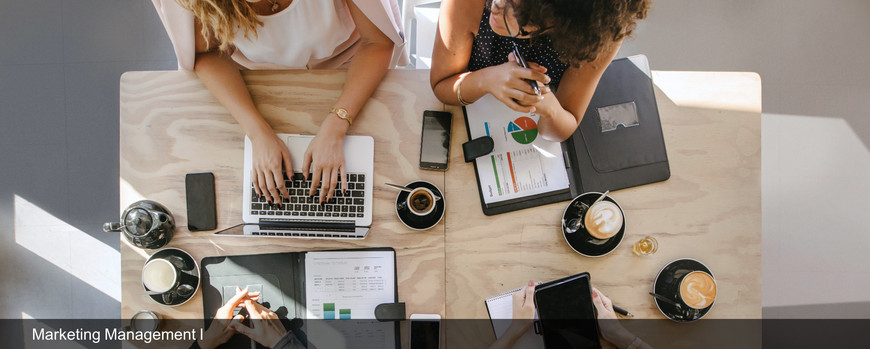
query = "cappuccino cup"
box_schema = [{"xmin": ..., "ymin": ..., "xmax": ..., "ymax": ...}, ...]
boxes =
[
  {"xmin": 403, "ymin": 187, "xmax": 437, "ymax": 216},
  {"xmin": 584, "ymin": 200, "xmax": 623, "ymax": 240},
  {"xmin": 679, "ymin": 271, "xmax": 718, "ymax": 309}
]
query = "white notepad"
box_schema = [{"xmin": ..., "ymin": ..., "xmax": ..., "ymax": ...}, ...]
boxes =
[{"xmin": 484, "ymin": 287, "xmax": 545, "ymax": 348}]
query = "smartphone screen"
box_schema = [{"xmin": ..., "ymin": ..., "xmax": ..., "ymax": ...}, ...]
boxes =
[
  {"xmin": 185, "ymin": 172, "xmax": 217, "ymax": 231},
  {"xmin": 534, "ymin": 273, "xmax": 601, "ymax": 349},
  {"xmin": 419, "ymin": 110, "xmax": 452, "ymax": 171},
  {"xmin": 410, "ymin": 318, "xmax": 440, "ymax": 349}
]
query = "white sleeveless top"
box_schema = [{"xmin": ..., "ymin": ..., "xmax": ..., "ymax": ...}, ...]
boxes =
[{"xmin": 231, "ymin": 0, "xmax": 360, "ymax": 69}]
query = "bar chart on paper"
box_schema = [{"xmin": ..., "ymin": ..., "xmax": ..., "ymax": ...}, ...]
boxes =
[
  {"xmin": 322, "ymin": 303, "xmax": 353, "ymax": 320},
  {"xmin": 304, "ymin": 251, "xmax": 397, "ymax": 349},
  {"xmin": 305, "ymin": 251, "xmax": 394, "ymax": 320},
  {"xmin": 487, "ymin": 148, "xmax": 555, "ymax": 196},
  {"xmin": 322, "ymin": 303, "xmax": 352, "ymax": 320}
]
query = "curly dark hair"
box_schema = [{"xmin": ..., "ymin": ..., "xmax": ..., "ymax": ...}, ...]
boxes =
[{"xmin": 507, "ymin": 0, "xmax": 650, "ymax": 67}]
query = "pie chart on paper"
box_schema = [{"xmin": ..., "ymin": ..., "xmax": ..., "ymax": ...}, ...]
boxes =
[{"xmin": 508, "ymin": 116, "xmax": 538, "ymax": 144}]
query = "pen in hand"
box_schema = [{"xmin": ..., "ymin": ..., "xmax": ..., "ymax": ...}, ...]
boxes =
[
  {"xmin": 511, "ymin": 45, "xmax": 542, "ymax": 96},
  {"xmin": 612, "ymin": 304, "xmax": 634, "ymax": 318}
]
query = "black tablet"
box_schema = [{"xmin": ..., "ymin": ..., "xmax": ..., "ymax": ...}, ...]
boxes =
[{"xmin": 534, "ymin": 272, "xmax": 601, "ymax": 349}]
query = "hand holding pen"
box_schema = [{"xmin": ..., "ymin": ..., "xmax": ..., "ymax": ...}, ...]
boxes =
[
  {"xmin": 510, "ymin": 44, "xmax": 542, "ymax": 96},
  {"xmin": 483, "ymin": 53, "xmax": 550, "ymax": 113}
]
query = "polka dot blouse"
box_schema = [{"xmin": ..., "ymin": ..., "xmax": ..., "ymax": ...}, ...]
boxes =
[{"xmin": 467, "ymin": 7, "xmax": 569, "ymax": 90}]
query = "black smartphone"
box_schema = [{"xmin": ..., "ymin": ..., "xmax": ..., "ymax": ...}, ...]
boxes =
[
  {"xmin": 409, "ymin": 314, "xmax": 441, "ymax": 349},
  {"xmin": 534, "ymin": 272, "xmax": 601, "ymax": 349},
  {"xmin": 185, "ymin": 172, "xmax": 217, "ymax": 231},
  {"xmin": 419, "ymin": 110, "xmax": 452, "ymax": 171}
]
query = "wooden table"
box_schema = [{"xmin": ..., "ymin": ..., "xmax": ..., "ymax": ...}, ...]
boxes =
[
  {"xmin": 444, "ymin": 71, "xmax": 762, "ymax": 348},
  {"xmin": 119, "ymin": 70, "xmax": 447, "ymax": 324},
  {"xmin": 120, "ymin": 69, "xmax": 761, "ymax": 347}
]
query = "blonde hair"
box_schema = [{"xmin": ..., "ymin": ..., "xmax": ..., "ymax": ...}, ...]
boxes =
[{"xmin": 175, "ymin": 0, "xmax": 263, "ymax": 52}]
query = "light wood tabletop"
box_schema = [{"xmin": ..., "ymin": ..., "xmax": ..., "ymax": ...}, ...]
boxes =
[
  {"xmin": 444, "ymin": 71, "xmax": 761, "ymax": 347},
  {"xmin": 119, "ymin": 69, "xmax": 760, "ymax": 347},
  {"xmin": 119, "ymin": 69, "xmax": 447, "ymax": 323}
]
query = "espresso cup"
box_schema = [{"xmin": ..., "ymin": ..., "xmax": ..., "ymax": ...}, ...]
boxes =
[
  {"xmin": 584, "ymin": 200, "xmax": 624, "ymax": 240},
  {"xmin": 678, "ymin": 271, "xmax": 718, "ymax": 309},
  {"xmin": 404, "ymin": 187, "xmax": 437, "ymax": 217}
]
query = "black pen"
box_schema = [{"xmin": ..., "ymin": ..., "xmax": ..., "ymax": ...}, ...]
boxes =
[
  {"xmin": 612, "ymin": 305, "xmax": 634, "ymax": 318},
  {"xmin": 510, "ymin": 44, "xmax": 542, "ymax": 96}
]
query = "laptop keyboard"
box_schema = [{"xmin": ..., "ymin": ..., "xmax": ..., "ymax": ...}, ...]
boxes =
[{"xmin": 250, "ymin": 172, "xmax": 366, "ymax": 218}]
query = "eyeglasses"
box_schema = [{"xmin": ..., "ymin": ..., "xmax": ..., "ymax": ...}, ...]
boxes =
[{"xmin": 502, "ymin": 7, "xmax": 530, "ymax": 38}]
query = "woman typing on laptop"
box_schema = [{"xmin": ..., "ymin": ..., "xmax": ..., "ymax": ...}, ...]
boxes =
[
  {"xmin": 151, "ymin": 0, "xmax": 405, "ymax": 203},
  {"xmin": 430, "ymin": 0, "xmax": 648, "ymax": 141}
]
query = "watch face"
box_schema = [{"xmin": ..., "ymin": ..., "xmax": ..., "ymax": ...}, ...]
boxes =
[{"xmin": 332, "ymin": 108, "xmax": 352, "ymax": 124}]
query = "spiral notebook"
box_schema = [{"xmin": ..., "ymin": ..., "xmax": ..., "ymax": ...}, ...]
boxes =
[{"xmin": 484, "ymin": 286, "xmax": 544, "ymax": 348}]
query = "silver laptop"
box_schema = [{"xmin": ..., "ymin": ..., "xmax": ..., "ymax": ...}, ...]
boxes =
[{"xmin": 221, "ymin": 133, "xmax": 374, "ymax": 239}]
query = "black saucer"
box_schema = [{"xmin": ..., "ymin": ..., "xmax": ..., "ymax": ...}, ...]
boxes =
[
  {"xmin": 395, "ymin": 181, "xmax": 445, "ymax": 230},
  {"xmin": 560, "ymin": 192, "xmax": 625, "ymax": 257},
  {"xmin": 653, "ymin": 258, "xmax": 715, "ymax": 322},
  {"xmin": 144, "ymin": 248, "xmax": 200, "ymax": 307}
]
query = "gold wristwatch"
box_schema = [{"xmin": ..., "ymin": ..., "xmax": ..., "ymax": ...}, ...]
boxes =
[{"xmin": 330, "ymin": 107, "xmax": 353, "ymax": 126}]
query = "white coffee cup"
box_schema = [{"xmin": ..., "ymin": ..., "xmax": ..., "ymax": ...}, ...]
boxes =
[
  {"xmin": 405, "ymin": 187, "xmax": 437, "ymax": 216},
  {"xmin": 142, "ymin": 259, "xmax": 178, "ymax": 293}
]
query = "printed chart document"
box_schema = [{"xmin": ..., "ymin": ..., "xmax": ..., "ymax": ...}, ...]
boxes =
[
  {"xmin": 304, "ymin": 250, "xmax": 396, "ymax": 349},
  {"xmin": 485, "ymin": 287, "xmax": 544, "ymax": 348},
  {"xmin": 466, "ymin": 95, "xmax": 570, "ymax": 204}
]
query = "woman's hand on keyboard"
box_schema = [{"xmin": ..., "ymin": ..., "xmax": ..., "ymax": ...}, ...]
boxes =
[
  {"xmin": 303, "ymin": 121, "xmax": 349, "ymax": 203},
  {"xmin": 251, "ymin": 132, "xmax": 293, "ymax": 204}
]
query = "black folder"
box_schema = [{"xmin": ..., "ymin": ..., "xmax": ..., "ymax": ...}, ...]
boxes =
[
  {"xmin": 200, "ymin": 246, "xmax": 402, "ymax": 348},
  {"xmin": 462, "ymin": 54, "xmax": 670, "ymax": 215}
]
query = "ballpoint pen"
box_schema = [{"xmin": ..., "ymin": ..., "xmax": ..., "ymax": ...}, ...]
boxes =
[
  {"xmin": 612, "ymin": 304, "xmax": 634, "ymax": 318},
  {"xmin": 503, "ymin": 9, "xmax": 542, "ymax": 97},
  {"xmin": 510, "ymin": 43, "xmax": 542, "ymax": 96}
]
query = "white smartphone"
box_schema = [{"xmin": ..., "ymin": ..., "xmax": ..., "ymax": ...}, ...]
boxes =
[{"xmin": 409, "ymin": 313, "xmax": 441, "ymax": 349}]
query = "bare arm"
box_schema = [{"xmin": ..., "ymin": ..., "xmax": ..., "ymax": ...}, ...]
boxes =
[
  {"xmin": 192, "ymin": 19, "xmax": 293, "ymax": 204},
  {"xmin": 331, "ymin": 0, "xmax": 394, "ymax": 125},
  {"xmin": 302, "ymin": 0, "xmax": 394, "ymax": 202},
  {"xmin": 430, "ymin": 0, "xmax": 549, "ymax": 110},
  {"xmin": 429, "ymin": 0, "xmax": 486, "ymax": 105},
  {"xmin": 534, "ymin": 42, "xmax": 621, "ymax": 141},
  {"xmin": 431, "ymin": 0, "xmax": 620, "ymax": 142}
]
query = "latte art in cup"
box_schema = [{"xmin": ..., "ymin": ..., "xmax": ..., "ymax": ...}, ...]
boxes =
[
  {"xmin": 584, "ymin": 201, "xmax": 623, "ymax": 239},
  {"xmin": 679, "ymin": 271, "xmax": 717, "ymax": 309}
]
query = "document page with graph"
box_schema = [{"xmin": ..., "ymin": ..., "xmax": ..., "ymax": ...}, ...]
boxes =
[
  {"xmin": 465, "ymin": 95, "xmax": 571, "ymax": 205},
  {"xmin": 303, "ymin": 250, "xmax": 397, "ymax": 349}
]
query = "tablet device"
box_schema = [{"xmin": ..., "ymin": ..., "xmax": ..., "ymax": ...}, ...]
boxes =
[{"xmin": 534, "ymin": 272, "xmax": 601, "ymax": 349}]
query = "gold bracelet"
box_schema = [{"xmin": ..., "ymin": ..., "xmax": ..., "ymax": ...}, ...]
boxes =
[
  {"xmin": 456, "ymin": 73, "xmax": 471, "ymax": 106},
  {"xmin": 330, "ymin": 107, "xmax": 352, "ymax": 126}
]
